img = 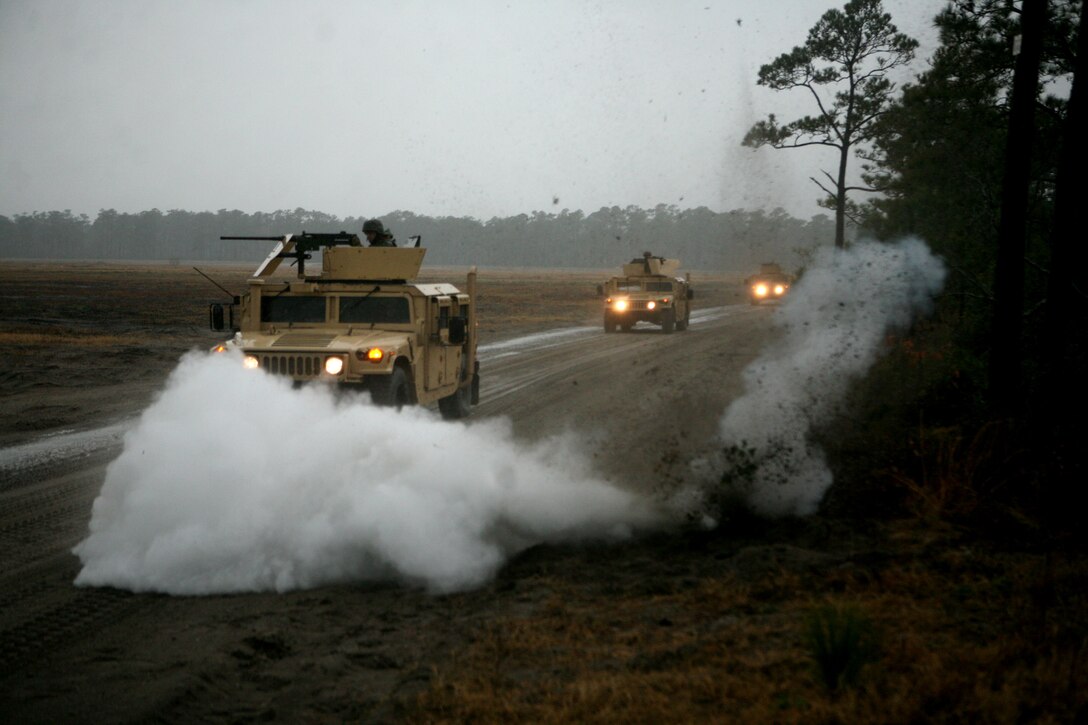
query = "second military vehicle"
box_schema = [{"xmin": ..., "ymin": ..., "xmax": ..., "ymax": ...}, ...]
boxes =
[
  {"xmin": 208, "ymin": 232, "xmax": 479, "ymax": 419},
  {"xmin": 598, "ymin": 252, "xmax": 694, "ymax": 333},
  {"xmin": 744, "ymin": 262, "xmax": 795, "ymax": 305}
]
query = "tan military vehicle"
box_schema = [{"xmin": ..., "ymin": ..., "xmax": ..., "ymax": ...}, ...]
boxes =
[
  {"xmin": 208, "ymin": 232, "xmax": 479, "ymax": 419},
  {"xmin": 598, "ymin": 252, "xmax": 694, "ymax": 333},
  {"xmin": 744, "ymin": 262, "xmax": 795, "ymax": 305}
]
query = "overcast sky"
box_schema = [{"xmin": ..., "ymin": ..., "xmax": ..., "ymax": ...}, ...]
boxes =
[{"xmin": 0, "ymin": 0, "xmax": 946, "ymax": 222}]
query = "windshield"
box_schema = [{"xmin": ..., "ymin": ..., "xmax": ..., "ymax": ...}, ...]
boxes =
[
  {"xmin": 339, "ymin": 296, "xmax": 411, "ymax": 324},
  {"xmin": 261, "ymin": 296, "xmax": 326, "ymax": 323},
  {"xmin": 614, "ymin": 280, "xmax": 673, "ymax": 293}
]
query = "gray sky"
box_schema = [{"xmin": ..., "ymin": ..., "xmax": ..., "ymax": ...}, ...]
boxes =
[{"xmin": 1, "ymin": 0, "xmax": 945, "ymax": 222}]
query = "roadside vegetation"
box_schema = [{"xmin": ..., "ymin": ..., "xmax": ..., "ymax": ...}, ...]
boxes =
[{"xmin": 402, "ymin": 517, "xmax": 1085, "ymax": 723}]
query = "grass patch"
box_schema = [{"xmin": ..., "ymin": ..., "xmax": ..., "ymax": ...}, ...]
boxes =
[
  {"xmin": 805, "ymin": 602, "xmax": 877, "ymax": 693},
  {"xmin": 0, "ymin": 331, "xmax": 139, "ymax": 348}
]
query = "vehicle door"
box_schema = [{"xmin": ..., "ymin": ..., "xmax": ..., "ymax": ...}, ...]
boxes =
[{"xmin": 425, "ymin": 296, "xmax": 450, "ymax": 390}]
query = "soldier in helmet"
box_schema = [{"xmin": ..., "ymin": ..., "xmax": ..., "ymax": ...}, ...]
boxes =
[{"xmin": 362, "ymin": 218, "xmax": 397, "ymax": 247}]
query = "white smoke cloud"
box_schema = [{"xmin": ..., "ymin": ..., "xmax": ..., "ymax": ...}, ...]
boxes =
[
  {"xmin": 73, "ymin": 352, "xmax": 661, "ymax": 595},
  {"xmin": 707, "ymin": 237, "xmax": 946, "ymax": 517}
]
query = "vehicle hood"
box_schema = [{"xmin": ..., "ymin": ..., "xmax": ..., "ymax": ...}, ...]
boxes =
[{"xmin": 238, "ymin": 329, "xmax": 411, "ymax": 352}]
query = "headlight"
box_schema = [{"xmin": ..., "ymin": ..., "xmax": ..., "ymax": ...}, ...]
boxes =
[
  {"xmin": 324, "ymin": 356, "xmax": 344, "ymax": 375},
  {"xmin": 647, "ymin": 300, "xmax": 656, "ymax": 310},
  {"xmin": 366, "ymin": 348, "xmax": 384, "ymax": 362},
  {"xmin": 242, "ymin": 355, "xmax": 259, "ymax": 369},
  {"xmin": 613, "ymin": 299, "xmax": 629, "ymax": 312},
  {"xmin": 753, "ymin": 283, "xmax": 769, "ymax": 298},
  {"xmin": 774, "ymin": 284, "xmax": 786, "ymax": 295},
  {"xmin": 212, "ymin": 343, "xmax": 228, "ymax": 353}
]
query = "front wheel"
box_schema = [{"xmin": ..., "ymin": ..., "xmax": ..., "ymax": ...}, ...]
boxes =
[
  {"xmin": 661, "ymin": 309, "xmax": 675, "ymax": 334},
  {"xmin": 604, "ymin": 313, "xmax": 617, "ymax": 333},
  {"xmin": 371, "ymin": 366, "xmax": 412, "ymax": 409},
  {"xmin": 438, "ymin": 382, "xmax": 472, "ymax": 419}
]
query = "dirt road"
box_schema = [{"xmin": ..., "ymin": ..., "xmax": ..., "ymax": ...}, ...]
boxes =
[{"xmin": 0, "ymin": 302, "xmax": 778, "ymax": 722}]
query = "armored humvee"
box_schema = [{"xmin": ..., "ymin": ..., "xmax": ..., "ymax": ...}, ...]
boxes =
[
  {"xmin": 744, "ymin": 262, "xmax": 795, "ymax": 305},
  {"xmin": 598, "ymin": 252, "xmax": 694, "ymax": 333},
  {"xmin": 208, "ymin": 232, "xmax": 479, "ymax": 419}
]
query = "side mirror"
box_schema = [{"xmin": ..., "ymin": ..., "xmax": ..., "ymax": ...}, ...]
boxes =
[
  {"xmin": 448, "ymin": 316, "xmax": 467, "ymax": 345},
  {"xmin": 210, "ymin": 303, "xmax": 225, "ymax": 331}
]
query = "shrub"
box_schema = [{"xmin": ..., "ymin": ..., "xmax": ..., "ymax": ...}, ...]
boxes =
[{"xmin": 805, "ymin": 602, "xmax": 878, "ymax": 693}]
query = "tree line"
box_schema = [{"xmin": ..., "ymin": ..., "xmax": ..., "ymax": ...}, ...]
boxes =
[{"xmin": 0, "ymin": 205, "xmax": 836, "ymax": 272}]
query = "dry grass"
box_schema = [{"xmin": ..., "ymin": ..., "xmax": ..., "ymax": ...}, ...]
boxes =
[
  {"xmin": 887, "ymin": 422, "xmax": 1022, "ymax": 523},
  {"xmin": 0, "ymin": 331, "xmax": 141, "ymax": 348},
  {"xmin": 407, "ymin": 529, "xmax": 1088, "ymax": 723}
]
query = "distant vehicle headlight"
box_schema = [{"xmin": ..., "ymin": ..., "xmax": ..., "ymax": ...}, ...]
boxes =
[
  {"xmin": 613, "ymin": 299, "xmax": 629, "ymax": 312},
  {"xmin": 753, "ymin": 283, "xmax": 769, "ymax": 297},
  {"xmin": 324, "ymin": 356, "xmax": 345, "ymax": 375},
  {"xmin": 242, "ymin": 355, "xmax": 259, "ymax": 369},
  {"xmin": 774, "ymin": 284, "xmax": 786, "ymax": 295},
  {"xmin": 647, "ymin": 300, "xmax": 656, "ymax": 310}
]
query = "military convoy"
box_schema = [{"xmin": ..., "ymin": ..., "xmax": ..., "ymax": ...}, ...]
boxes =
[
  {"xmin": 202, "ymin": 234, "xmax": 759, "ymax": 419},
  {"xmin": 208, "ymin": 232, "xmax": 479, "ymax": 419},
  {"xmin": 598, "ymin": 252, "xmax": 694, "ymax": 333},
  {"xmin": 744, "ymin": 262, "xmax": 795, "ymax": 305}
]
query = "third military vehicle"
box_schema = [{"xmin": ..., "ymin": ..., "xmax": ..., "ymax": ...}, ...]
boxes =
[
  {"xmin": 208, "ymin": 232, "xmax": 479, "ymax": 419},
  {"xmin": 598, "ymin": 252, "xmax": 694, "ymax": 333}
]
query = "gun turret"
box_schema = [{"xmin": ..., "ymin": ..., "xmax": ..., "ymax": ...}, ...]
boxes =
[{"xmin": 221, "ymin": 231, "xmax": 362, "ymax": 277}]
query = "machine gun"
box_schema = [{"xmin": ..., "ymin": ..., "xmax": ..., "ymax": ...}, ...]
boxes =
[{"xmin": 220, "ymin": 231, "xmax": 362, "ymax": 277}]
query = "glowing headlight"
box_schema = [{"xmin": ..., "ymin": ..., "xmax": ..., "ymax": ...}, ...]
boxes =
[
  {"xmin": 242, "ymin": 355, "xmax": 259, "ymax": 369},
  {"xmin": 647, "ymin": 300, "xmax": 656, "ymax": 310},
  {"xmin": 774, "ymin": 284, "xmax": 786, "ymax": 295},
  {"xmin": 324, "ymin": 356, "xmax": 345, "ymax": 375},
  {"xmin": 366, "ymin": 348, "xmax": 384, "ymax": 362},
  {"xmin": 212, "ymin": 344, "xmax": 228, "ymax": 353},
  {"xmin": 613, "ymin": 299, "xmax": 629, "ymax": 312},
  {"xmin": 753, "ymin": 283, "xmax": 769, "ymax": 298}
]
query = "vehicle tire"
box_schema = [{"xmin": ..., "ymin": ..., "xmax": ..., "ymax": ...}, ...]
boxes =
[
  {"xmin": 371, "ymin": 366, "xmax": 411, "ymax": 410},
  {"xmin": 438, "ymin": 382, "xmax": 472, "ymax": 419},
  {"xmin": 661, "ymin": 309, "xmax": 675, "ymax": 334},
  {"xmin": 621, "ymin": 322, "xmax": 633, "ymax": 332},
  {"xmin": 604, "ymin": 313, "xmax": 617, "ymax": 333},
  {"xmin": 676, "ymin": 309, "xmax": 689, "ymax": 331}
]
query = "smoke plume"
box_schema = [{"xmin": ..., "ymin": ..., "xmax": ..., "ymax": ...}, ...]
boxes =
[
  {"xmin": 74, "ymin": 353, "xmax": 660, "ymax": 595},
  {"xmin": 707, "ymin": 237, "xmax": 946, "ymax": 517}
]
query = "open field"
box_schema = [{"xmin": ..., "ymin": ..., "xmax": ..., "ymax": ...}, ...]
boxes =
[
  {"xmin": 0, "ymin": 261, "xmax": 1085, "ymax": 723},
  {"xmin": 0, "ymin": 260, "xmax": 740, "ymax": 447}
]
